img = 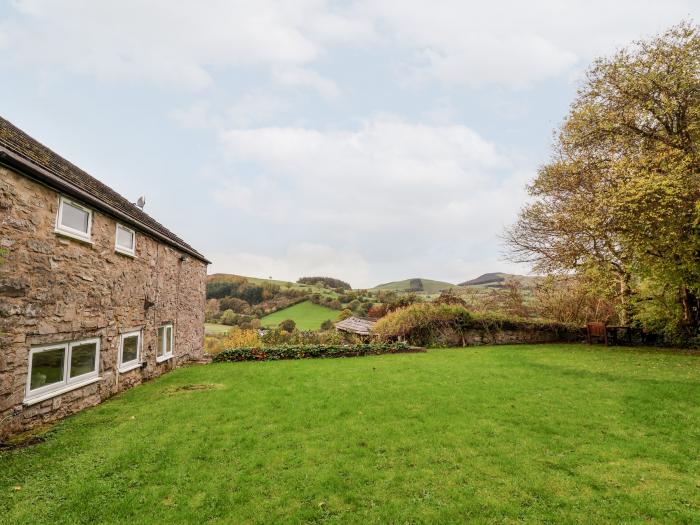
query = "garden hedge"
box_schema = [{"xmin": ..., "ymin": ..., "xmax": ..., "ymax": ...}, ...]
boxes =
[{"xmin": 212, "ymin": 342, "xmax": 420, "ymax": 362}]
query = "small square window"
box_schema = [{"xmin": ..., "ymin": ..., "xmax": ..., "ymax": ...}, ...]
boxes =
[
  {"xmin": 157, "ymin": 324, "xmax": 173, "ymax": 362},
  {"xmin": 119, "ymin": 331, "xmax": 141, "ymax": 372},
  {"xmin": 55, "ymin": 196, "xmax": 92, "ymax": 242},
  {"xmin": 115, "ymin": 224, "xmax": 136, "ymax": 256}
]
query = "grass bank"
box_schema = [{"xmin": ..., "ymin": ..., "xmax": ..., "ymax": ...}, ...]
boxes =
[
  {"xmin": 1, "ymin": 344, "xmax": 699, "ymax": 524},
  {"xmin": 260, "ymin": 300, "xmax": 337, "ymax": 330}
]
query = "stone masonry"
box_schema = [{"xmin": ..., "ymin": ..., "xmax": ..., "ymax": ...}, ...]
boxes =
[{"xmin": 0, "ymin": 165, "xmax": 207, "ymax": 438}]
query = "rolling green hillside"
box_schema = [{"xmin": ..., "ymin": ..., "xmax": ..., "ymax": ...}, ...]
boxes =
[
  {"xmin": 372, "ymin": 278, "xmax": 457, "ymax": 294},
  {"xmin": 260, "ymin": 301, "xmax": 338, "ymax": 330},
  {"xmin": 459, "ymin": 273, "xmax": 540, "ymax": 289},
  {"xmin": 207, "ymin": 273, "xmax": 340, "ymax": 298}
]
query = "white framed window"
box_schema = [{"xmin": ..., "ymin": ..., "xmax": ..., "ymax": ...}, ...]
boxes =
[
  {"xmin": 156, "ymin": 324, "xmax": 173, "ymax": 362},
  {"xmin": 115, "ymin": 223, "xmax": 136, "ymax": 256},
  {"xmin": 119, "ymin": 331, "xmax": 142, "ymax": 372},
  {"xmin": 55, "ymin": 196, "xmax": 92, "ymax": 242},
  {"xmin": 25, "ymin": 338, "xmax": 100, "ymax": 404}
]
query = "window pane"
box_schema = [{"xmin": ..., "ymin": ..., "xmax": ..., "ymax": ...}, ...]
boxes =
[
  {"xmin": 117, "ymin": 226, "xmax": 134, "ymax": 250},
  {"xmin": 70, "ymin": 342, "xmax": 97, "ymax": 378},
  {"xmin": 122, "ymin": 335, "xmax": 139, "ymax": 363},
  {"xmin": 61, "ymin": 201, "xmax": 89, "ymax": 233},
  {"xmin": 157, "ymin": 327, "xmax": 164, "ymax": 357},
  {"xmin": 31, "ymin": 347, "xmax": 65, "ymax": 390},
  {"xmin": 166, "ymin": 326, "xmax": 172, "ymax": 355}
]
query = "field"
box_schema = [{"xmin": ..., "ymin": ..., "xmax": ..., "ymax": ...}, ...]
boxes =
[
  {"xmin": 260, "ymin": 300, "xmax": 338, "ymax": 330},
  {"xmin": 208, "ymin": 273, "xmax": 343, "ymax": 299},
  {"xmin": 204, "ymin": 323, "xmax": 231, "ymax": 335},
  {"xmin": 1, "ymin": 344, "xmax": 699, "ymax": 524}
]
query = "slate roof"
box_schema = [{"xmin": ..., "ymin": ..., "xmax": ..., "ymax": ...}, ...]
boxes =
[
  {"xmin": 0, "ymin": 116, "xmax": 209, "ymax": 263},
  {"xmin": 335, "ymin": 316, "xmax": 377, "ymax": 335}
]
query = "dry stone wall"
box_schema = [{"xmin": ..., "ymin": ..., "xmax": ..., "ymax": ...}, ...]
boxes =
[{"xmin": 0, "ymin": 166, "xmax": 207, "ymax": 438}]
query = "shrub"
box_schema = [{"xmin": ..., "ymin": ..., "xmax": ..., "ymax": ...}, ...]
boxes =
[
  {"xmin": 222, "ymin": 327, "xmax": 260, "ymax": 349},
  {"xmin": 373, "ymin": 303, "xmax": 580, "ymax": 346},
  {"xmin": 279, "ymin": 319, "xmax": 296, "ymax": 332},
  {"xmin": 373, "ymin": 303, "xmax": 472, "ymax": 346},
  {"xmin": 320, "ymin": 320, "xmax": 334, "ymax": 331},
  {"xmin": 367, "ymin": 304, "xmax": 388, "ymax": 318},
  {"xmin": 220, "ymin": 309, "xmax": 237, "ymax": 326},
  {"xmin": 337, "ymin": 309, "xmax": 354, "ymax": 321},
  {"xmin": 204, "ymin": 335, "xmax": 226, "ymax": 354},
  {"xmin": 212, "ymin": 342, "xmax": 416, "ymax": 362},
  {"xmin": 434, "ymin": 290, "xmax": 466, "ymax": 306}
]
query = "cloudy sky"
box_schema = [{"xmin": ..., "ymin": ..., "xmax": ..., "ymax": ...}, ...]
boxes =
[{"xmin": 1, "ymin": 1, "xmax": 697, "ymax": 287}]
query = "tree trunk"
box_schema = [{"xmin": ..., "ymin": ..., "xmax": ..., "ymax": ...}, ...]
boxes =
[
  {"xmin": 680, "ymin": 285, "xmax": 700, "ymax": 336},
  {"xmin": 618, "ymin": 272, "xmax": 633, "ymax": 325}
]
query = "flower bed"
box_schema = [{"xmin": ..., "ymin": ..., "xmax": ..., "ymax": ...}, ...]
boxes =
[{"xmin": 211, "ymin": 342, "xmax": 421, "ymax": 362}]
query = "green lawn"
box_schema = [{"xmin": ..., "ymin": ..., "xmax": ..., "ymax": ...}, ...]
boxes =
[
  {"xmin": 204, "ymin": 323, "xmax": 231, "ymax": 335},
  {"xmin": 260, "ymin": 300, "xmax": 338, "ymax": 330},
  {"xmin": 2, "ymin": 344, "xmax": 699, "ymax": 524}
]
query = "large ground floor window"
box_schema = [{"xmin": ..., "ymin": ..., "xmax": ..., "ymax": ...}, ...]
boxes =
[{"xmin": 26, "ymin": 338, "xmax": 100, "ymax": 403}]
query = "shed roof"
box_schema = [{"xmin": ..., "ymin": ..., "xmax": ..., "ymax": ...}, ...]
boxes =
[
  {"xmin": 0, "ymin": 116, "xmax": 209, "ymax": 263},
  {"xmin": 335, "ymin": 316, "xmax": 377, "ymax": 335}
]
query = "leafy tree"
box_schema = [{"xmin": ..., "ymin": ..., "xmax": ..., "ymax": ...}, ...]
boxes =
[
  {"xmin": 219, "ymin": 296, "xmax": 249, "ymax": 313},
  {"xmin": 279, "ymin": 319, "xmax": 296, "ymax": 332},
  {"xmin": 206, "ymin": 280, "xmax": 235, "ymax": 299},
  {"xmin": 337, "ymin": 309, "xmax": 354, "ymax": 321},
  {"xmin": 367, "ymin": 304, "xmax": 388, "ymax": 318},
  {"xmin": 328, "ymin": 300, "xmax": 342, "ymax": 310},
  {"xmin": 220, "ymin": 309, "xmax": 238, "ymax": 326},
  {"xmin": 205, "ymin": 299, "xmax": 221, "ymax": 322},
  {"xmin": 408, "ymin": 278, "xmax": 424, "ymax": 292},
  {"xmin": 506, "ymin": 22, "xmax": 700, "ymax": 340},
  {"xmin": 297, "ymin": 276, "xmax": 352, "ymax": 290}
]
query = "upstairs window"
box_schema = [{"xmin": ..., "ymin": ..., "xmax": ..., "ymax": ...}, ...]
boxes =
[
  {"xmin": 26, "ymin": 338, "xmax": 100, "ymax": 403},
  {"xmin": 55, "ymin": 196, "xmax": 92, "ymax": 242},
  {"xmin": 115, "ymin": 224, "xmax": 136, "ymax": 256},
  {"xmin": 156, "ymin": 324, "xmax": 173, "ymax": 362}
]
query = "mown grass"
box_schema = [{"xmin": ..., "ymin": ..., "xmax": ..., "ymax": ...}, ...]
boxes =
[
  {"xmin": 260, "ymin": 300, "xmax": 338, "ymax": 330},
  {"xmin": 1, "ymin": 344, "xmax": 699, "ymax": 524},
  {"xmin": 204, "ymin": 323, "xmax": 231, "ymax": 335}
]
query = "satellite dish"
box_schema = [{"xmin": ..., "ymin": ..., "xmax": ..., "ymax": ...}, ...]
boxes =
[{"xmin": 136, "ymin": 196, "xmax": 146, "ymax": 209}]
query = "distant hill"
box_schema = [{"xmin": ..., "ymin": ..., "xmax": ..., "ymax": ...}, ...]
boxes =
[
  {"xmin": 207, "ymin": 273, "xmax": 338, "ymax": 297},
  {"xmin": 459, "ymin": 272, "xmax": 539, "ymax": 289},
  {"xmin": 372, "ymin": 278, "xmax": 456, "ymax": 294}
]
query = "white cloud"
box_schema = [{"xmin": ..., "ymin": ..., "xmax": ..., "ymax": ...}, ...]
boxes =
[
  {"xmin": 4, "ymin": 0, "xmax": 695, "ymax": 92},
  {"xmin": 362, "ymin": 0, "xmax": 696, "ymax": 88},
  {"xmin": 213, "ymin": 115, "xmax": 529, "ymax": 286},
  {"xmin": 272, "ymin": 66, "xmax": 341, "ymax": 100},
  {"xmin": 208, "ymin": 243, "xmax": 372, "ymax": 287},
  {"xmin": 169, "ymin": 101, "xmax": 218, "ymax": 129},
  {"xmin": 1, "ymin": 0, "xmax": 372, "ymax": 90}
]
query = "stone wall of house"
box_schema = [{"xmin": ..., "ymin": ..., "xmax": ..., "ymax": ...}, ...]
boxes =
[{"xmin": 0, "ymin": 165, "xmax": 207, "ymax": 439}]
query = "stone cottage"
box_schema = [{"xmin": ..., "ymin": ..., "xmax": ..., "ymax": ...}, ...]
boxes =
[{"xmin": 0, "ymin": 116, "xmax": 209, "ymax": 438}]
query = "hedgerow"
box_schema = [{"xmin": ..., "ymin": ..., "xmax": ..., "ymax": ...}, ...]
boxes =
[
  {"xmin": 372, "ymin": 303, "xmax": 580, "ymax": 346},
  {"xmin": 212, "ymin": 342, "xmax": 418, "ymax": 362}
]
